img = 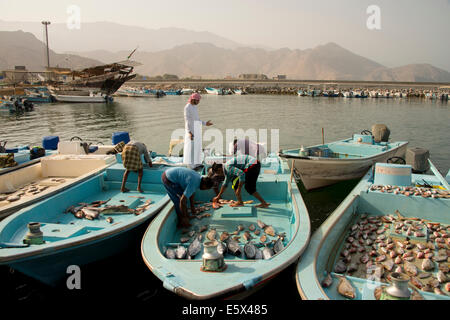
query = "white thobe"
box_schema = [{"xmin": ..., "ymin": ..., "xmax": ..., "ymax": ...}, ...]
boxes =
[
  {"xmin": 229, "ymin": 139, "xmax": 267, "ymax": 161},
  {"xmin": 183, "ymin": 103, "xmax": 206, "ymax": 168}
]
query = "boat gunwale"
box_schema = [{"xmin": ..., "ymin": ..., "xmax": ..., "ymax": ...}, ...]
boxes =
[{"xmin": 141, "ymin": 159, "xmax": 311, "ymax": 300}]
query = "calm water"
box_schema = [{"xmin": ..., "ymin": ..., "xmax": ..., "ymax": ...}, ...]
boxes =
[{"xmin": 0, "ymin": 95, "xmax": 449, "ymax": 304}]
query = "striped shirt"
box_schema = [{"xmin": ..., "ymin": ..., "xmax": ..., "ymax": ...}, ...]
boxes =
[{"xmin": 222, "ymin": 155, "xmax": 258, "ymax": 187}]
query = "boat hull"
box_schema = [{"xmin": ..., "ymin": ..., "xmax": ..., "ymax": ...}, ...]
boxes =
[{"xmin": 52, "ymin": 94, "xmax": 112, "ymax": 103}]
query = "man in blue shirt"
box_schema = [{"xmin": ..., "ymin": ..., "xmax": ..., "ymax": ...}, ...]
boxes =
[{"xmin": 162, "ymin": 167, "xmax": 214, "ymax": 228}]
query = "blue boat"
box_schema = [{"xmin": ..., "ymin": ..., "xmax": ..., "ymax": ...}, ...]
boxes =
[
  {"xmin": 164, "ymin": 89, "xmax": 182, "ymax": 95},
  {"xmin": 141, "ymin": 154, "xmax": 311, "ymax": 299},
  {"xmin": 279, "ymin": 130, "xmax": 408, "ymax": 190},
  {"xmin": 0, "ymin": 161, "xmax": 175, "ymax": 286},
  {"xmin": 296, "ymin": 162, "xmax": 450, "ymax": 300}
]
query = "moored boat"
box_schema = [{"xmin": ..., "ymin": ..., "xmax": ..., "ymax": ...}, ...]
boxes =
[
  {"xmin": 278, "ymin": 128, "xmax": 408, "ymax": 190},
  {"xmin": 0, "ymin": 159, "xmax": 174, "ymax": 286},
  {"xmin": 52, "ymin": 92, "xmax": 113, "ymax": 103},
  {"xmin": 205, "ymin": 87, "xmax": 225, "ymax": 95},
  {"xmin": 141, "ymin": 154, "xmax": 311, "ymax": 300},
  {"xmin": 296, "ymin": 162, "xmax": 450, "ymax": 300},
  {"xmin": 0, "ymin": 154, "xmax": 116, "ymax": 220}
]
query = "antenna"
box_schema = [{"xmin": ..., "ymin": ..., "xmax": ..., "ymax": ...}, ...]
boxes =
[{"xmin": 127, "ymin": 46, "xmax": 138, "ymax": 60}]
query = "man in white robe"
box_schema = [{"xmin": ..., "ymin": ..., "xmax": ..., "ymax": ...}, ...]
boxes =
[{"xmin": 183, "ymin": 93, "xmax": 212, "ymax": 168}]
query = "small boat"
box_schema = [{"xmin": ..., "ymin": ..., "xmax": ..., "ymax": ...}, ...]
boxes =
[
  {"xmin": 0, "ymin": 147, "xmax": 57, "ymax": 176},
  {"xmin": 297, "ymin": 90, "xmax": 307, "ymax": 96},
  {"xmin": 141, "ymin": 154, "xmax": 311, "ymax": 300},
  {"xmin": 296, "ymin": 161, "xmax": 450, "ymax": 300},
  {"xmin": 342, "ymin": 91, "xmax": 353, "ymax": 98},
  {"xmin": 278, "ymin": 130, "xmax": 408, "ymax": 190},
  {"xmin": 233, "ymin": 89, "xmax": 246, "ymax": 95},
  {"xmin": 369, "ymin": 91, "xmax": 379, "ymax": 98},
  {"xmin": 22, "ymin": 89, "xmax": 54, "ymax": 103},
  {"xmin": 52, "ymin": 92, "xmax": 113, "ymax": 103},
  {"xmin": 323, "ymin": 90, "xmax": 340, "ymax": 97},
  {"xmin": 0, "ymin": 154, "xmax": 116, "ymax": 220},
  {"xmin": 353, "ymin": 91, "xmax": 368, "ymax": 98},
  {"xmin": 181, "ymin": 88, "xmax": 195, "ymax": 95},
  {"xmin": 205, "ymin": 87, "xmax": 225, "ymax": 95},
  {"xmin": 0, "ymin": 159, "xmax": 174, "ymax": 286},
  {"xmin": 306, "ymin": 89, "xmax": 322, "ymax": 97},
  {"xmin": 164, "ymin": 89, "xmax": 182, "ymax": 95}
]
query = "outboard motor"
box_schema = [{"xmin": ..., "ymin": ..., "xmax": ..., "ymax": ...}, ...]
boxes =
[
  {"xmin": 371, "ymin": 124, "xmax": 390, "ymax": 143},
  {"xmin": 405, "ymin": 147, "xmax": 430, "ymax": 173}
]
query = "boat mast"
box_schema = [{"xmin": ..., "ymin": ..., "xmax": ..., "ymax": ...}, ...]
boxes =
[{"xmin": 41, "ymin": 21, "xmax": 51, "ymax": 68}]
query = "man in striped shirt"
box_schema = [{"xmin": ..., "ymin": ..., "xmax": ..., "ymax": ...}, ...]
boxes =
[{"xmin": 211, "ymin": 155, "xmax": 270, "ymax": 208}]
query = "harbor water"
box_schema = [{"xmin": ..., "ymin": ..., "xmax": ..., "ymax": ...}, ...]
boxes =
[{"xmin": 0, "ymin": 95, "xmax": 449, "ymax": 303}]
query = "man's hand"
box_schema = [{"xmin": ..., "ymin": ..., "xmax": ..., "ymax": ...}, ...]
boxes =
[{"xmin": 205, "ymin": 120, "xmax": 213, "ymax": 126}]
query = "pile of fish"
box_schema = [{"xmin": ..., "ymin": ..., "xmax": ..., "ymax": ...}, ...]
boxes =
[
  {"xmin": 65, "ymin": 198, "xmax": 152, "ymax": 222},
  {"xmin": 370, "ymin": 185, "xmax": 450, "ymax": 199},
  {"xmin": 165, "ymin": 218, "xmax": 286, "ymax": 260},
  {"xmin": 327, "ymin": 211, "xmax": 449, "ymax": 299},
  {"xmin": 189, "ymin": 199, "xmax": 255, "ymax": 220}
]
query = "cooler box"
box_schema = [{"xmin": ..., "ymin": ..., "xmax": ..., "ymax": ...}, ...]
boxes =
[
  {"xmin": 42, "ymin": 136, "xmax": 60, "ymax": 150},
  {"xmin": 374, "ymin": 163, "xmax": 412, "ymax": 186},
  {"xmin": 112, "ymin": 132, "xmax": 130, "ymax": 145}
]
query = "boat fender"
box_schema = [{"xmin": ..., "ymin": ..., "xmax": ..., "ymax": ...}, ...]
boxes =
[{"xmin": 243, "ymin": 275, "xmax": 263, "ymax": 290}]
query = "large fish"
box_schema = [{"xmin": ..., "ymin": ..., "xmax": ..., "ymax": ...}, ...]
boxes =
[
  {"xmin": 244, "ymin": 241, "xmax": 257, "ymax": 259},
  {"xmin": 264, "ymin": 225, "xmax": 276, "ymax": 237},
  {"xmin": 187, "ymin": 236, "xmax": 202, "ymax": 259},
  {"xmin": 165, "ymin": 248, "xmax": 176, "ymax": 259},
  {"xmin": 262, "ymin": 246, "xmax": 274, "ymax": 260},
  {"xmin": 273, "ymin": 238, "xmax": 284, "ymax": 254},
  {"xmin": 255, "ymin": 249, "xmax": 263, "ymax": 260},
  {"xmin": 337, "ymin": 276, "xmax": 356, "ymax": 299},
  {"xmin": 227, "ymin": 239, "xmax": 242, "ymax": 256},
  {"xmin": 175, "ymin": 245, "xmax": 187, "ymax": 259},
  {"xmin": 81, "ymin": 207, "xmax": 100, "ymax": 220}
]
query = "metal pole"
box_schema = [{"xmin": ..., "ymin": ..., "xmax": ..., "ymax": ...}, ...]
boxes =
[{"xmin": 41, "ymin": 21, "xmax": 51, "ymax": 68}]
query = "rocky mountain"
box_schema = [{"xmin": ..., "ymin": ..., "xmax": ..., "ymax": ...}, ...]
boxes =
[
  {"xmin": 0, "ymin": 30, "xmax": 102, "ymax": 71},
  {"xmin": 69, "ymin": 42, "xmax": 450, "ymax": 82}
]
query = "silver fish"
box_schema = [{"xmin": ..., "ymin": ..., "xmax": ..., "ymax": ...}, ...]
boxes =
[
  {"xmin": 273, "ymin": 238, "xmax": 284, "ymax": 254},
  {"xmin": 334, "ymin": 260, "xmax": 347, "ymax": 273},
  {"xmin": 165, "ymin": 248, "xmax": 176, "ymax": 259},
  {"xmin": 227, "ymin": 239, "xmax": 242, "ymax": 256},
  {"xmin": 175, "ymin": 245, "xmax": 187, "ymax": 259},
  {"xmin": 262, "ymin": 246, "xmax": 274, "ymax": 260},
  {"xmin": 437, "ymin": 270, "xmax": 448, "ymax": 283},
  {"xmin": 81, "ymin": 207, "xmax": 100, "ymax": 220},
  {"xmin": 187, "ymin": 236, "xmax": 202, "ymax": 259},
  {"xmin": 404, "ymin": 261, "xmax": 418, "ymax": 276},
  {"xmin": 244, "ymin": 241, "xmax": 257, "ymax": 259},
  {"xmin": 421, "ymin": 258, "xmax": 435, "ymax": 271},
  {"xmin": 255, "ymin": 249, "xmax": 263, "ymax": 260}
]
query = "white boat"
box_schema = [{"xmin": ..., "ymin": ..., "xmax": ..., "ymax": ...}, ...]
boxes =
[
  {"xmin": 369, "ymin": 91, "xmax": 379, "ymax": 98},
  {"xmin": 205, "ymin": 87, "xmax": 224, "ymax": 95},
  {"xmin": 279, "ymin": 132, "xmax": 408, "ymax": 190},
  {"xmin": 181, "ymin": 88, "xmax": 194, "ymax": 95},
  {"xmin": 52, "ymin": 92, "xmax": 113, "ymax": 103},
  {"xmin": 342, "ymin": 91, "xmax": 353, "ymax": 98},
  {"xmin": 0, "ymin": 153, "xmax": 116, "ymax": 220}
]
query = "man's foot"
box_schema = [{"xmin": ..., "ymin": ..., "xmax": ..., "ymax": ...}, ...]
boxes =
[
  {"xmin": 178, "ymin": 217, "xmax": 192, "ymax": 228},
  {"xmin": 121, "ymin": 187, "xmax": 130, "ymax": 193},
  {"xmin": 255, "ymin": 203, "xmax": 270, "ymax": 208},
  {"xmin": 230, "ymin": 201, "xmax": 244, "ymax": 207},
  {"xmin": 138, "ymin": 188, "xmax": 144, "ymax": 193}
]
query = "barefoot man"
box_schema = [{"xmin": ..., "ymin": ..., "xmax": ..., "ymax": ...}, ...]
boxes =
[
  {"xmin": 162, "ymin": 167, "xmax": 214, "ymax": 228},
  {"xmin": 120, "ymin": 141, "xmax": 152, "ymax": 193},
  {"xmin": 211, "ymin": 155, "xmax": 270, "ymax": 208}
]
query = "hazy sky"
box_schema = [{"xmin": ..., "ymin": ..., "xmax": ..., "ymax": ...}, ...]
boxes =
[{"xmin": 1, "ymin": 0, "xmax": 449, "ymax": 70}]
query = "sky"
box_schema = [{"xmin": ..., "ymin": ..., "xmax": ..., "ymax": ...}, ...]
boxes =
[{"xmin": 1, "ymin": 0, "xmax": 449, "ymax": 71}]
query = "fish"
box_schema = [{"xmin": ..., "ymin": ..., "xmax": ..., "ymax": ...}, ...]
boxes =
[
  {"xmin": 165, "ymin": 248, "xmax": 176, "ymax": 259},
  {"xmin": 434, "ymin": 288, "xmax": 445, "ymax": 295},
  {"xmin": 257, "ymin": 220, "xmax": 266, "ymax": 229},
  {"xmin": 445, "ymin": 283, "xmax": 450, "ymax": 292},
  {"xmin": 243, "ymin": 231, "xmax": 252, "ymax": 242},
  {"xmin": 180, "ymin": 237, "xmax": 191, "ymax": 243},
  {"xmin": 227, "ymin": 239, "xmax": 242, "ymax": 256},
  {"xmin": 418, "ymin": 272, "xmax": 431, "ymax": 279},
  {"xmin": 217, "ymin": 241, "xmax": 227, "ymax": 256},
  {"xmin": 81, "ymin": 208, "xmax": 100, "ymax": 220},
  {"xmin": 188, "ymin": 230, "xmax": 196, "ymax": 238},
  {"xmin": 404, "ymin": 261, "xmax": 418, "ymax": 276},
  {"xmin": 322, "ymin": 272, "xmax": 333, "ymax": 288},
  {"xmin": 347, "ymin": 263, "xmax": 358, "ymax": 273},
  {"xmin": 337, "ymin": 276, "xmax": 356, "ymax": 299},
  {"xmin": 255, "ymin": 249, "xmax": 263, "ymax": 260},
  {"xmin": 334, "ymin": 260, "xmax": 347, "ymax": 273},
  {"xmin": 260, "ymin": 235, "xmax": 267, "ymax": 243},
  {"xmin": 254, "ymin": 229, "xmax": 261, "ymax": 236},
  {"xmin": 232, "ymin": 236, "xmax": 240, "ymax": 242},
  {"xmin": 394, "ymin": 256, "xmax": 402, "ymax": 264},
  {"xmin": 382, "ymin": 259, "xmax": 394, "ymax": 271},
  {"xmin": 212, "ymin": 202, "xmax": 221, "ymax": 209},
  {"xmin": 375, "ymin": 255, "xmax": 386, "ymax": 263},
  {"xmin": 264, "ymin": 225, "xmax": 275, "ymax": 237},
  {"xmin": 360, "ymin": 254, "xmax": 370, "ymax": 264},
  {"xmin": 421, "ymin": 258, "xmax": 435, "ymax": 271},
  {"xmin": 206, "ymin": 228, "xmax": 217, "ymax": 241},
  {"xmin": 175, "ymin": 245, "xmax": 187, "ymax": 259},
  {"xmin": 244, "ymin": 241, "xmax": 257, "ymax": 259},
  {"xmin": 199, "ymin": 225, "xmax": 208, "ymax": 233},
  {"xmin": 273, "ymin": 238, "xmax": 284, "ymax": 254},
  {"xmin": 6, "ymin": 195, "xmax": 20, "ymax": 202},
  {"xmin": 437, "ymin": 270, "xmax": 448, "ymax": 283},
  {"xmin": 410, "ymin": 277, "xmax": 423, "ymax": 290},
  {"xmin": 100, "ymin": 205, "xmax": 132, "ymax": 214},
  {"xmin": 237, "ymin": 224, "xmax": 244, "ymax": 232},
  {"xmin": 188, "ymin": 236, "xmax": 202, "ymax": 259},
  {"xmin": 106, "ymin": 217, "xmax": 113, "ymax": 223},
  {"xmin": 220, "ymin": 231, "xmax": 230, "ymax": 242},
  {"xmin": 262, "ymin": 246, "xmax": 274, "ymax": 260}
]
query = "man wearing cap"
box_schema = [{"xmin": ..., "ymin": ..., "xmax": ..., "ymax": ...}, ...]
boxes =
[{"xmin": 183, "ymin": 93, "xmax": 213, "ymax": 169}]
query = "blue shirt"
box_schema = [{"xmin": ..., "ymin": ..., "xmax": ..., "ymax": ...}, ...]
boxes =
[{"xmin": 165, "ymin": 167, "xmax": 201, "ymax": 198}]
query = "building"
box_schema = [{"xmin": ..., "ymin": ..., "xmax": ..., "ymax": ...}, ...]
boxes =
[
  {"xmin": 274, "ymin": 75, "xmax": 287, "ymax": 80},
  {"xmin": 238, "ymin": 74, "xmax": 268, "ymax": 80}
]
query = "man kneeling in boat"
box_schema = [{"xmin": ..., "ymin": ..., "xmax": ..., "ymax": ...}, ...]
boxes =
[
  {"xmin": 108, "ymin": 141, "xmax": 153, "ymax": 193},
  {"xmin": 211, "ymin": 155, "xmax": 270, "ymax": 208},
  {"xmin": 162, "ymin": 167, "xmax": 214, "ymax": 228}
]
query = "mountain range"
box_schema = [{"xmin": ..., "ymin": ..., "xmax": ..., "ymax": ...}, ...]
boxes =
[{"xmin": 1, "ymin": 27, "xmax": 450, "ymax": 82}]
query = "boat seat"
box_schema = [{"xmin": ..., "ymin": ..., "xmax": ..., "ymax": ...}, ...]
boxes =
[
  {"xmin": 58, "ymin": 141, "xmax": 86, "ymax": 155},
  {"xmin": 40, "ymin": 223, "xmax": 102, "ymax": 242}
]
